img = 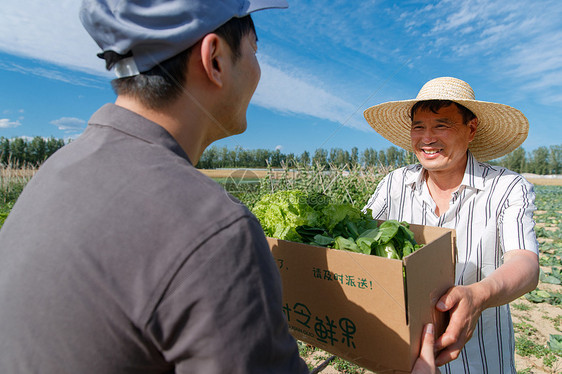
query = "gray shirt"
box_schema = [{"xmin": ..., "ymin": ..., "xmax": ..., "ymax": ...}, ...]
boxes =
[{"xmin": 0, "ymin": 104, "xmax": 308, "ymax": 374}]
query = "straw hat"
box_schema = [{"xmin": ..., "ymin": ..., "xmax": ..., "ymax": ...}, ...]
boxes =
[{"xmin": 363, "ymin": 77, "xmax": 529, "ymax": 161}]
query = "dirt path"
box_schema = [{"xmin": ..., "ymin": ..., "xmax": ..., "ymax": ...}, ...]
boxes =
[
  {"xmin": 198, "ymin": 169, "xmax": 562, "ymax": 186},
  {"xmin": 524, "ymin": 176, "xmax": 562, "ymax": 186}
]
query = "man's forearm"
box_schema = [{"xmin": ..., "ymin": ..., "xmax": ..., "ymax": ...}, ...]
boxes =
[
  {"xmin": 469, "ymin": 249, "xmax": 539, "ymax": 310},
  {"xmin": 434, "ymin": 249, "xmax": 539, "ymax": 365}
]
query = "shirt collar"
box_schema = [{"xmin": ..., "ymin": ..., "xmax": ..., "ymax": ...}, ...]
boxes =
[
  {"xmin": 88, "ymin": 103, "xmax": 191, "ymax": 163},
  {"xmin": 460, "ymin": 151, "xmax": 486, "ymax": 191},
  {"xmin": 405, "ymin": 164, "xmax": 424, "ymax": 190},
  {"xmin": 405, "ymin": 151, "xmax": 485, "ymax": 191}
]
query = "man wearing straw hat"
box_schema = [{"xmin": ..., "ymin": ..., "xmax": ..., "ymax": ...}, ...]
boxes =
[{"xmin": 363, "ymin": 77, "xmax": 540, "ymax": 373}]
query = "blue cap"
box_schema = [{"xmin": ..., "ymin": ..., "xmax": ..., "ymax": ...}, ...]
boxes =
[{"xmin": 79, "ymin": 0, "xmax": 288, "ymax": 77}]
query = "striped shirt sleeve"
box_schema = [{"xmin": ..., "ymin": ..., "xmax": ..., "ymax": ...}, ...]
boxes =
[
  {"xmin": 362, "ymin": 174, "xmax": 389, "ymax": 220},
  {"xmin": 499, "ymin": 177, "xmax": 539, "ymax": 254}
]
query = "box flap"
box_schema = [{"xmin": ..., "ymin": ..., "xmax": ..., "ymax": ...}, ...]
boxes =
[
  {"xmin": 409, "ymin": 223, "xmax": 457, "ymax": 265},
  {"xmin": 403, "ymin": 229, "xmax": 455, "ymax": 367}
]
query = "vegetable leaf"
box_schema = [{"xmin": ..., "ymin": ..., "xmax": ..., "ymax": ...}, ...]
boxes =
[
  {"xmin": 548, "ymin": 334, "xmax": 562, "ymax": 353},
  {"xmin": 252, "ymin": 190, "xmax": 422, "ymax": 259}
]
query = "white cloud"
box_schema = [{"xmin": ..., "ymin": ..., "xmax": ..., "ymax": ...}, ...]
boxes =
[
  {"xmin": 0, "ymin": 118, "xmax": 21, "ymax": 128},
  {"xmin": 0, "ymin": 61, "xmax": 107, "ymax": 89},
  {"xmin": 50, "ymin": 117, "xmax": 86, "ymax": 132},
  {"xmin": 275, "ymin": 145, "xmax": 283, "ymax": 151},
  {"xmin": 402, "ymin": 0, "xmax": 562, "ymax": 105},
  {"xmin": 507, "ymin": 31, "xmax": 562, "ymax": 78},
  {"xmin": 432, "ymin": 4, "xmax": 478, "ymax": 33},
  {"xmin": 254, "ymin": 61, "xmax": 368, "ymax": 131},
  {"xmin": 0, "ymin": 0, "xmax": 369, "ymax": 132},
  {"xmin": 2, "ymin": 0, "xmax": 560, "ymax": 132},
  {"xmin": 1, "ymin": 108, "xmax": 24, "ymax": 116},
  {"xmin": 0, "ymin": 0, "xmax": 103, "ymax": 75}
]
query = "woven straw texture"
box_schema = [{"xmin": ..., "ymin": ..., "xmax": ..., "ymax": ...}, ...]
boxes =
[{"xmin": 363, "ymin": 77, "xmax": 529, "ymax": 161}]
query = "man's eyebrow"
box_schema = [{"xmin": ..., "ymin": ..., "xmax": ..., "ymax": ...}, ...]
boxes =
[
  {"xmin": 412, "ymin": 117, "xmax": 455, "ymax": 125},
  {"xmin": 435, "ymin": 117, "xmax": 456, "ymax": 125}
]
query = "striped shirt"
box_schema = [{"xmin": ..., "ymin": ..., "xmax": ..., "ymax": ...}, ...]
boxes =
[{"xmin": 363, "ymin": 151, "xmax": 539, "ymax": 374}]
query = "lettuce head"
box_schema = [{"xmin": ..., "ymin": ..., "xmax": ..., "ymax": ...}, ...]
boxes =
[{"xmin": 252, "ymin": 190, "xmax": 322, "ymax": 241}]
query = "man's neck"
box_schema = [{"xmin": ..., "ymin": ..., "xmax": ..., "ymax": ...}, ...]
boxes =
[
  {"xmin": 425, "ymin": 169, "xmax": 465, "ymax": 193},
  {"xmin": 423, "ymin": 159, "xmax": 468, "ymax": 217},
  {"xmin": 423, "ymin": 151, "xmax": 469, "ymax": 192},
  {"xmin": 115, "ymin": 95, "xmax": 208, "ymax": 164}
]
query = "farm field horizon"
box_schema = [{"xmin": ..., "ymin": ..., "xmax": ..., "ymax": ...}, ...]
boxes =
[{"xmin": 197, "ymin": 167, "xmax": 562, "ymax": 186}]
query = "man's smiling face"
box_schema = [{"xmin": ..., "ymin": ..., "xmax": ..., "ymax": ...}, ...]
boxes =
[{"xmin": 410, "ymin": 103, "xmax": 477, "ymax": 175}]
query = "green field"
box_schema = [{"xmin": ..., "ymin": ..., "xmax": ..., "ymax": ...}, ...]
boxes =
[{"xmin": 1, "ymin": 166, "xmax": 561, "ymax": 373}]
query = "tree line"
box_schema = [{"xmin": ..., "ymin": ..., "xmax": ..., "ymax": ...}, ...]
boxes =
[
  {"xmin": 0, "ymin": 137, "xmax": 66, "ymax": 167},
  {"xmin": 197, "ymin": 144, "xmax": 562, "ymax": 175},
  {"xmin": 1, "ymin": 136, "xmax": 561, "ymax": 175},
  {"xmin": 197, "ymin": 145, "xmax": 418, "ymax": 169},
  {"xmin": 490, "ymin": 145, "xmax": 562, "ymax": 175}
]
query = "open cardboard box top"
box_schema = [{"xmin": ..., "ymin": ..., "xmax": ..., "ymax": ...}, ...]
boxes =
[{"xmin": 267, "ymin": 222, "xmax": 456, "ymax": 373}]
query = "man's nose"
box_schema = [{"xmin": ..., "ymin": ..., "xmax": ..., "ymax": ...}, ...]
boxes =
[{"xmin": 420, "ymin": 128, "xmax": 437, "ymax": 144}]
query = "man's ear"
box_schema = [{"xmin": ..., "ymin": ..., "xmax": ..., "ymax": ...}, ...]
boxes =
[
  {"xmin": 468, "ymin": 117, "xmax": 478, "ymax": 142},
  {"xmin": 200, "ymin": 33, "xmax": 227, "ymax": 88}
]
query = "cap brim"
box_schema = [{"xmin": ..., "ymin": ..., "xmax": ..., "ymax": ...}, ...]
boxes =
[{"xmin": 246, "ymin": 0, "xmax": 289, "ymax": 13}]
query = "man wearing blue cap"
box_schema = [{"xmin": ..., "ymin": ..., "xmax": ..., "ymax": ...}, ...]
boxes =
[{"xmin": 0, "ymin": 1, "xmax": 438, "ymax": 373}]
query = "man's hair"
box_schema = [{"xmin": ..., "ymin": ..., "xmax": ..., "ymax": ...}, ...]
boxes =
[
  {"xmin": 410, "ymin": 100, "xmax": 476, "ymax": 125},
  {"xmin": 111, "ymin": 15, "xmax": 257, "ymax": 109}
]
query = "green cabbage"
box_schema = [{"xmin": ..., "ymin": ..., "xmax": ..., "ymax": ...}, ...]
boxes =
[{"xmin": 252, "ymin": 189, "xmax": 422, "ymax": 259}]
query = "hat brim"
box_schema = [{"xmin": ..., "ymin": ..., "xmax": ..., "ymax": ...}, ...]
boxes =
[
  {"xmin": 363, "ymin": 99, "xmax": 529, "ymax": 161},
  {"xmin": 246, "ymin": 0, "xmax": 289, "ymax": 13}
]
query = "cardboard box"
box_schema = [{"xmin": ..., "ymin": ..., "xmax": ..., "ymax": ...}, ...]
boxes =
[{"xmin": 267, "ymin": 223, "xmax": 456, "ymax": 373}]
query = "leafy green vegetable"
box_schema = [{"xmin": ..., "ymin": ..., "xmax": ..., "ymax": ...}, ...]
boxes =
[
  {"xmin": 334, "ymin": 236, "xmax": 359, "ymax": 252},
  {"xmin": 377, "ymin": 220, "xmax": 400, "ymax": 244},
  {"xmin": 355, "ymin": 237, "xmax": 375, "ymax": 254},
  {"xmin": 540, "ymin": 268, "xmax": 562, "ymax": 285},
  {"xmin": 320, "ymin": 204, "xmax": 362, "ymax": 231},
  {"xmin": 525, "ymin": 289, "xmax": 562, "ymax": 305},
  {"xmin": 313, "ymin": 234, "xmax": 335, "ymax": 247},
  {"xmin": 296, "ymin": 225, "xmax": 325, "ymax": 243},
  {"xmin": 548, "ymin": 334, "xmax": 562, "ymax": 353},
  {"xmin": 0, "ymin": 212, "xmax": 8, "ymax": 228},
  {"xmin": 252, "ymin": 190, "xmax": 321, "ymax": 242},
  {"xmin": 402, "ymin": 240, "xmax": 415, "ymax": 257},
  {"xmin": 252, "ymin": 190, "xmax": 422, "ymax": 259},
  {"xmin": 375, "ymin": 242, "xmax": 400, "ymax": 259}
]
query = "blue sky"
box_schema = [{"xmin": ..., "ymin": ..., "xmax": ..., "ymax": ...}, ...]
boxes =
[{"xmin": 1, "ymin": 0, "xmax": 561, "ymax": 158}]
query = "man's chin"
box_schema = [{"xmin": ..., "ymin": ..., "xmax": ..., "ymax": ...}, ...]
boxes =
[{"xmin": 417, "ymin": 158, "xmax": 445, "ymax": 171}]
